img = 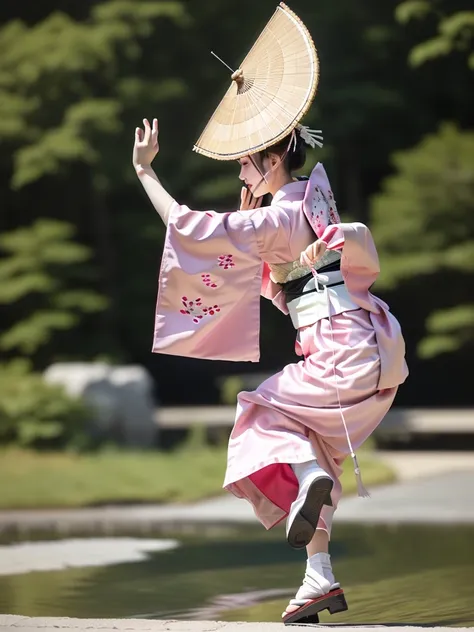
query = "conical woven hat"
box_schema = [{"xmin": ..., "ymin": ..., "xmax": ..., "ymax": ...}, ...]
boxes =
[{"xmin": 193, "ymin": 2, "xmax": 319, "ymax": 161}]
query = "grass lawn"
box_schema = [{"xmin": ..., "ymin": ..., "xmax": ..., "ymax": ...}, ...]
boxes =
[{"xmin": 0, "ymin": 438, "xmax": 395, "ymax": 509}]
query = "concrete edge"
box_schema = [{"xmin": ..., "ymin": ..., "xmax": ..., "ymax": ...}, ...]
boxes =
[{"xmin": 0, "ymin": 615, "xmax": 472, "ymax": 632}]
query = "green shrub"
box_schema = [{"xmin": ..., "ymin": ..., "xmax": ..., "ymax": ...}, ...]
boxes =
[
  {"xmin": 0, "ymin": 359, "xmax": 90, "ymax": 449},
  {"xmin": 371, "ymin": 123, "xmax": 474, "ymax": 358}
]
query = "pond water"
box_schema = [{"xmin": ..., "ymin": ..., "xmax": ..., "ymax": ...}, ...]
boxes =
[{"xmin": 0, "ymin": 523, "xmax": 473, "ymax": 626}]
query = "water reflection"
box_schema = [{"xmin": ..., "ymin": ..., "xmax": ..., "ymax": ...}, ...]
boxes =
[{"xmin": 0, "ymin": 524, "xmax": 473, "ymax": 626}]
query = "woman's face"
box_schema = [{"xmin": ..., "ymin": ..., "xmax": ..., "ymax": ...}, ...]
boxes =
[{"xmin": 238, "ymin": 155, "xmax": 271, "ymax": 197}]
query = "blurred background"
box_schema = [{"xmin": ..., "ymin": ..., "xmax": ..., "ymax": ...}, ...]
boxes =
[{"xmin": 0, "ymin": 0, "xmax": 473, "ymax": 625}]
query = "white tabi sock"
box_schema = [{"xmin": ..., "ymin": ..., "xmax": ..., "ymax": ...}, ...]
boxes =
[
  {"xmin": 291, "ymin": 460, "xmax": 331, "ymax": 489},
  {"xmin": 294, "ymin": 552, "xmax": 336, "ymax": 601}
]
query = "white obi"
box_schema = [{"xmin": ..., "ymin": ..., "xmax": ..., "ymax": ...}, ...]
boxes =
[
  {"xmin": 286, "ymin": 270, "xmax": 360, "ymax": 329},
  {"xmin": 269, "ymin": 252, "xmax": 360, "ymax": 330}
]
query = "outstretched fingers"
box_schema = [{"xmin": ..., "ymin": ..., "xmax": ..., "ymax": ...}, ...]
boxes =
[
  {"xmin": 151, "ymin": 118, "xmax": 159, "ymax": 149},
  {"xmin": 143, "ymin": 118, "xmax": 152, "ymax": 144}
]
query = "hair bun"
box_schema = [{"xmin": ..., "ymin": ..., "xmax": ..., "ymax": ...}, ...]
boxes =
[{"xmin": 289, "ymin": 129, "xmax": 307, "ymax": 171}]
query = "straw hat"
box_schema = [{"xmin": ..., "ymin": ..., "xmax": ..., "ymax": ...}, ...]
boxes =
[{"xmin": 193, "ymin": 2, "xmax": 319, "ymax": 161}]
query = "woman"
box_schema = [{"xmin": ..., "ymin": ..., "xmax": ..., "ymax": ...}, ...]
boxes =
[{"xmin": 133, "ymin": 117, "xmax": 408, "ymax": 624}]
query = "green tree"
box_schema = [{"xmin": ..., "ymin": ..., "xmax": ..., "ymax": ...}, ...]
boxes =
[
  {"xmin": 0, "ymin": 2, "xmax": 189, "ymax": 189},
  {"xmin": 0, "ymin": 359, "xmax": 90, "ymax": 449},
  {"xmin": 0, "ymin": 219, "xmax": 107, "ymax": 361},
  {"xmin": 0, "ymin": 1, "xmax": 190, "ymax": 362},
  {"xmin": 371, "ymin": 123, "xmax": 474, "ymax": 358},
  {"xmin": 396, "ymin": 0, "xmax": 474, "ymax": 69}
]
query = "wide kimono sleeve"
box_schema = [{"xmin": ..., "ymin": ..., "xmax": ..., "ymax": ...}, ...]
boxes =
[
  {"xmin": 320, "ymin": 222, "xmax": 380, "ymax": 311},
  {"xmin": 152, "ymin": 201, "xmax": 264, "ymax": 362},
  {"xmin": 321, "ymin": 222, "xmax": 408, "ymax": 389}
]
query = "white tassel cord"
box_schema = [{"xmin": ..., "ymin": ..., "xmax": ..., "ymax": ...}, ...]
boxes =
[{"xmin": 306, "ymin": 262, "xmax": 370, "ymax": 498}]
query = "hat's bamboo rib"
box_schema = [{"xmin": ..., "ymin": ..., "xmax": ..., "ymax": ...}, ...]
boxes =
[
  {"xmin": 244, "ymin": 80, "xmax": 310, "ymax": 101},
  {"xmin": 240, "ymin": 81, "xmax": 307, "ymax": 120},
  {"xmin": 244, "ymin": 84, "xmax": 273, "ymax": 152},
  {"xmin": 228, "ymin": 74, "xmax": 241, "ymax": 146}
]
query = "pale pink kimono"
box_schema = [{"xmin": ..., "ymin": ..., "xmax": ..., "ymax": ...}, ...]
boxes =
[{"xmin": 153, "ymin": 163, "xmax": 408, "ymax": 536}]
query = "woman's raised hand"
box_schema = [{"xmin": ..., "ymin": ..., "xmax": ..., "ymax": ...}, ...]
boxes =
[
  {"xmin": 240, "ymin": 186, "xmax": 263, "ymax": 211},
  {"xmin": 133, "ymin": 118, "xmax": 159, "ymax": 169},
  {"xmin": 299, "ymin": 239, "xmax": 327, "ymax": 267}
]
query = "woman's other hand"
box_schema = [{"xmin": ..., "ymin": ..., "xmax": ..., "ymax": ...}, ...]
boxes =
[
  {"xmin": 240, "ymin": 186, "xmax": 263, "ymax": 211},
  {"xmin": 133, "ymin": 118, "xmax": 159, "ymax": 169},
  {"xmin": 299, "ymin": 239, "xmax": 327, "ymax": 267}
]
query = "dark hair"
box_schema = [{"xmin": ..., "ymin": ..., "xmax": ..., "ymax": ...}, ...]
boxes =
[
  {"xmin": 239, "ymin": 128, "xmax": 307, "ymax": 208},
  {"xmin": 259, "ymin": 127, "xmax": 307, "ymax": 172}
]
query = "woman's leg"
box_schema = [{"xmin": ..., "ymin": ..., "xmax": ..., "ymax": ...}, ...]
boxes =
[
  {"xmin": 282, "ymin": 524, "xmax": 338, "ymax": 618},
  {"xmin": 282, "ymin": 465, "xmax": 343, "ymax": 621},
  {"xmin": 307, "ymin": 528, "xmax": 329, "ymax": 556}
]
